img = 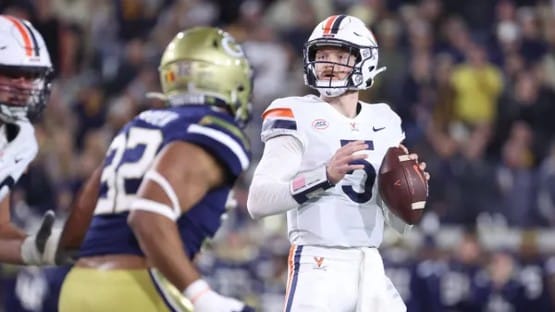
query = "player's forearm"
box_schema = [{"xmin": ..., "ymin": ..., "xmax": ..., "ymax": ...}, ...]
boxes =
[
  {"xmin": 247, "ymin": 135, "xmax": 303, "ymax": 219},
  {"xmin": 0, "ymin": 213, "xmax": 27, "ymax": 264},
  {"xmin": 0, "ymin": 238, "xmax": 25, "ymax": 264},
  {"xmin": 129, "ymin": 212, "xmax": 200, "ymax": 291},
  {"xmin": 247, "ymin": 175, "xmax": 299, "ymax": 219},
  {"xmin": 0, "ymin": 221, "xmax": 26, "ymax": 239},
  {"xmin": 59, "ymin": 167, "xmax": 101, "ymax": 250}
]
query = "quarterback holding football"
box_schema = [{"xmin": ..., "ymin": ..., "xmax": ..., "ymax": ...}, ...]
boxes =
[{"xmin": 248, "ymin": 14, "xmax": 430, "ymax": 311}]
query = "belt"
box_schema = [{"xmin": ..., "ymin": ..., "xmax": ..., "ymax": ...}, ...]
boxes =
[{"xmin": 76, "ymin": 254, "xmax": 149, "ymax": 270}]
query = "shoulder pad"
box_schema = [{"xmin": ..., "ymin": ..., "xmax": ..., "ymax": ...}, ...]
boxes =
[{"xmin": 261, "ymin": 98, "xmax": 300, "ymax": 143}]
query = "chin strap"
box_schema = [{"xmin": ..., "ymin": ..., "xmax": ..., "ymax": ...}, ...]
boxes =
[{"xmin": 365, "ymin": 66, "xmax": 387, "ymax": 88}]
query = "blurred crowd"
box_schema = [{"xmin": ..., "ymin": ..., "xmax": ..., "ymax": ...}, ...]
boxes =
[{"xmin": 1, "ymin": 0, "xmax": 555, "ymax": 311}]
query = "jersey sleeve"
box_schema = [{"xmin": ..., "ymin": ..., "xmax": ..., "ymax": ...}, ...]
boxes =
[
  {"xmin": 165, "ymin": 114, "xmax": 251, "ymax": 178},
  {"xmin": 260, "ymin": 98, "xmax": 305, "ymax": 145}
]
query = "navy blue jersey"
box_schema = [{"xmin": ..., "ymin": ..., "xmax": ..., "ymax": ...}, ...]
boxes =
[
  {"xmin": 79, "ymin": 106, "xmax": 251, "ymax": 258},
  {"xmin": 515, "ymin": 259, "xmax": 553, "ymax": 311},
  {"xmin": 477, "ymin": 258, "xmax": 554, "ymax": 312},
  {"xmin": 410, "ymin": 259, "xmax": 489, "ymax": 312},
  {"xmin": 481, "ymin": 278, "xmax": 526, "ymax": 312},
  {"xmin": 410, "ymin": 259, "xmax": 447, "ymax": 312},
  {"xmin": 4, "ymin": 265, "xmax": 71, "ymax": 312}
]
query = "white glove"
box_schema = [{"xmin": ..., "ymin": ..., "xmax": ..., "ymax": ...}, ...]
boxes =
[
  {"xmin": 184, "ymin": 279, "xmax": 254, "ymax": 312},
  {"xmin": 20, "ymin": 210, "xmax": 62, "ymax": 265},
  {"xmin": 0, "ymin": 120, "xmax": 38, "ymax": 202}
]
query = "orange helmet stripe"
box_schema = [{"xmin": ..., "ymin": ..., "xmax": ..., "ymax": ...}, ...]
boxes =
[
  {"xmin": 322, "ymin": 15, "xmax": 338, "ymax": 35},
  {"xmin": 3, "ymin": 16, "xmax": 34, "ymax": 57}
]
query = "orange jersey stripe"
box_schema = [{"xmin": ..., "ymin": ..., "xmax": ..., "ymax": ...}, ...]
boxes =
[
  {"xmin": 262, "ymin": 108, "xmax": 294, "ymax": 120},
  {"xmin": 4, "ymin": 16, "xmax": 33, "ymax": 56},
  {"xmin": 322, "ymin": 15, "xmax": 338, "ymax": 35}
]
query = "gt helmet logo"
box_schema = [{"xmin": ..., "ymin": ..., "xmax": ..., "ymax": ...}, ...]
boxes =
[{"xmin": 222, "ymin": 35, "xmax": 245, "ymax": 58}]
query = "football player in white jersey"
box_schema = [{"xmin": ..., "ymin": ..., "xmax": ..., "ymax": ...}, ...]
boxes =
[
  {"xmin": 247, "ymin": 15, "xmax": 430, "ymax": 311},
  {"xmin": 0, "ymin": 15, "xmax": 62, "ymax": 266}
]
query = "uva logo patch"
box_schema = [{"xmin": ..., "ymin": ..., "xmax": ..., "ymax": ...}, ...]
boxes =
[
  {"xmin": 312, "ymin": 119, "xmax": 328, "ymax": 130},
  {"xmin": 313, "ymin": 256, "xmax": 327, "ymax": 270}
]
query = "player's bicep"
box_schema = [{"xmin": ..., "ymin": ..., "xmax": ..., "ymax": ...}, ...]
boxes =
[
  {"xmin": 0, "ymin": 196, "xmax": 9, "ymax": 225},
  {"xmin": 254, "ymin": 135, "xmax": 303, "ymax": 180},
  {"xmin": 132, "ymin": 141, "xmax": 224, "ymax": 220},
  {"xmin": 59, "ymin": 165, "xmax": 103, "ymax": 249},
  {"xmin": 247, "ymin": 135, "xmax": 303, "ymax": 218}
]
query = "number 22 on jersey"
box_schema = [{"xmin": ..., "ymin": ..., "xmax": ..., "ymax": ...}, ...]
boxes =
[{"xmin": 96, "ymin": 127, "xmax": 163, "ymax": 215}]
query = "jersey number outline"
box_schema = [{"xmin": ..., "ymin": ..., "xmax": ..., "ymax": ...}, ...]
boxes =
[
  {"xmin": 340, "ymin": 139, "xmax": 376, "ymax": 203},
  {"xmin": 96, "ymin": 127, "xmax": 163, "ymax": 214}
]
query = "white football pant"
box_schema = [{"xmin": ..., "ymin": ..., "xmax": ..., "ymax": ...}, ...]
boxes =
[{"xmin": 283, "ymin": 245, "xmax": 406, "ymax": 312}]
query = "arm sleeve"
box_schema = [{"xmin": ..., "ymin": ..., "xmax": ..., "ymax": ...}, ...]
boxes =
[{"xmin": 247, "ymin": 135, "xmax": 302, "ymax": 219}]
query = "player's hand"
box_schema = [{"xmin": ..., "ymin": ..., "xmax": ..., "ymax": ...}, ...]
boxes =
[
  {"xmin": 326, "ymin": 140, "xmax": 369, "ymax": 184},
  {"xmin": 399, "ymin": 144, "xmax": 430, "ymax": 182},
  {"xmin": 185, "ymin": 279, "xmax": 254, "ymax": 312},
  {"xmin": 21, "ymin": 210, "xmax": 60, "ymax": 265},
  {"xmin": 20, "ymin": 210, "xmax": 75, "ymax": 266}
]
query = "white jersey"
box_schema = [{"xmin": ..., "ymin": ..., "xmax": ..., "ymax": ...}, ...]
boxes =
[
  {"xmin": 261, "ymin": 95, "xmax": 404, "ymax": 247},
  {"xmin": 0, "ymin": 121, "xmax": 38, "ymax": 202}
]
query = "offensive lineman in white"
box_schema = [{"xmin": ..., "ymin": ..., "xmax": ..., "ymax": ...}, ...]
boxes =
[
  {"xmin": 0, "ymin": 15, "xmax": 61, "ymax": 266},
  {"xmin": 247, "ymin": 15, "xmax": 430, "ymax": 311}
]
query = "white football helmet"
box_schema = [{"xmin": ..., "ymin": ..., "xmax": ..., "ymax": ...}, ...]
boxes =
[
  {"xmin": 0, "ymin": 15, "xmax": 53, "ymax": 122},
  {"xmin": 303, "ymin": 15, "xmax": 386, "ymax": 98}
]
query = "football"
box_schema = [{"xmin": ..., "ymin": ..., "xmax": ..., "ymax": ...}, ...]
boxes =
[{"xmin": 378, "ymin": 146, "xmax": 428, "ymax": 225}]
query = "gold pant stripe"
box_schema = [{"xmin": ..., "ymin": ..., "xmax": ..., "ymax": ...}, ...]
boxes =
[{"xmin": 148, "ymin": 268, "xmax": 193, "ymax": 312}]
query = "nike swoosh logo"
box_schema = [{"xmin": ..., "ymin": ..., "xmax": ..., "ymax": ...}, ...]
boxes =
[
  {"xmin": 14, "ymin": 157, "xmax": 24, "ymax": 164},
  {"xmin": 353, "ymin": 32, "xmax": 363, "ymax": 37},
  {"xmin": 0, "ymin": 46, "xmax": 6, "ymax": 50},
  {"xmin": 373, "ymin": 126, "xmax": 386, "ymax": 132}
]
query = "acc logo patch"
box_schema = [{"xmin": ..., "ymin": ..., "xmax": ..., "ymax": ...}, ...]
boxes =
[{"xmin": 312, "ymin": 119, "xmax": 328, "ymax": 130}]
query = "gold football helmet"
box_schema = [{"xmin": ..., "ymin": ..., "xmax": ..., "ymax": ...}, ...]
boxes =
[{"xmin": 158, "ymin": 27, "xmax": 253, "ymax": 127}]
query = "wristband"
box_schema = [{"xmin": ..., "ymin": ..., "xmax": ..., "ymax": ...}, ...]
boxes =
[
  {"xmin": 290, "ymin": 165, "xmax": 334, "ymax": 204},
  {"xmin": 183, "ymin": 279, "xmax": 211, "ymax": 303}
]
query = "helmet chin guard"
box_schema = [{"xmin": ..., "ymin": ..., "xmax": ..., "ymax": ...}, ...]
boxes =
[
  {"xmin": 303, "ymin": 15, "xmax": 386, "ymax": 98},
  {"xmin": 314, "ymin": 79, "xmax": 349, "ymax": 98}
]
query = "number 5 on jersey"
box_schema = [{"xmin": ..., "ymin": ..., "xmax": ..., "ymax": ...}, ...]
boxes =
[{"xmin": 340, "ymin": 139, "xmax": 376, "ymax": 203}]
